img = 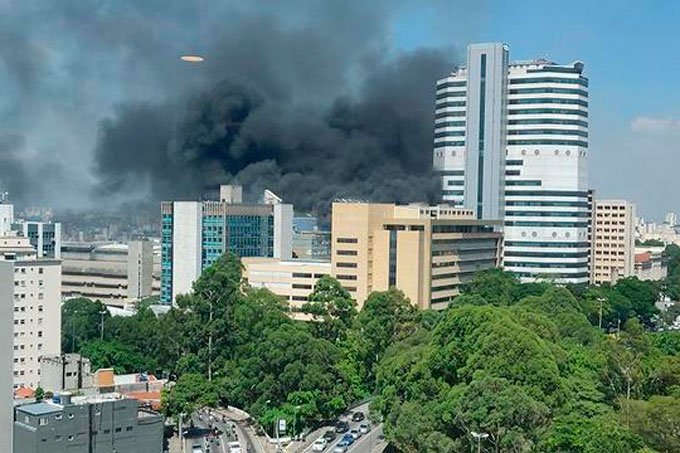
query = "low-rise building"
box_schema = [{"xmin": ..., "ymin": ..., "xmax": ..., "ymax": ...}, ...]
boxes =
[
  {"xmin": 39, "ymin": 354, "xmax": 92, "ymax": 393},
  {"xmin": 634, "ymin": 247, "xmax": 668, "ymax": 281},
  {"xmin": 13, "ymin": 393, "xmax": 164, "ymax": 453},
  {"xmin": 242, "ymin": 257, "xmax": 331, "ymax": 312},
  {"xmin": 332, "ymin": 202, "xmax": 502, "ymax": 310}
]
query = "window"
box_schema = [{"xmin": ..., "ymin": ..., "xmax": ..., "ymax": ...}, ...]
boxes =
[
  {"xmin": 336, "ymin": 238, "xmax": 358, "ymax": 244},
  {"xmin": 115, "ymin": 427, "xmax": 122, "ymax": 433},
  {"xmin": 126, "ymin": 426, "xmax": 133, "ymax": 431},
  {"xmin": 39, "ymin": 417, "xmax": 48, "ymax": 426},
  {"xmin": 336, "ymin": 262, "xmax": 357, "ymax": 268},
  {"xmin": 292, "ymin": 273, "xmax": 312, "ymax": 278},
  {"xmin": 337, "ymin": 250, "xmax": 358, "ymax": 256},
  {"xmin": 337, "ymin": 274, "xmax": 357, "ymax": 281}
]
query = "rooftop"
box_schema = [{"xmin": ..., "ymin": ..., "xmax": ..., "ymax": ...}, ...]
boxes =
[{"xmin": 17, "ymin": 402, "xmax": 62, "ymax": 416}]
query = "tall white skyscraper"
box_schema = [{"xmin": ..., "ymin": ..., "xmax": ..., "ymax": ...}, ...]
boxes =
[{"xmin": 434, "ymin": 43, "xmax": 590, "ymax": 283}]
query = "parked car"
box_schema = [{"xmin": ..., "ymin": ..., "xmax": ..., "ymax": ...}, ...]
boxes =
[
  {"xmin": 335, "ymin": 420, "xmax": 350, "ymax": 433},
  {"xmin": 350, "ymin": 428, "xmax": 361, "ymax": 439},
  {"xmin": 323, "ymin": 430, "xmax": 337, "ymax": 441},
  {"xmin": 351, "ymin": 411, "xmax": 365, "ymax": 422},
  {"xmin": 359, "ymin": 423, "xmax": 370, "ymax": 434},
  {"xmin": 341, "ymin": 433, "xmax": 355, "ymax": 445},
  {"xmin": 312, "ymin": 438, "xmax": 328, "ymax": 452},
  {"xmin": 227, "ymin": 441, "xmax": 242, "ymax": 453},
  {"xmin": 192, "ymin": 445, "xmax": 203, "ymax": 453}
]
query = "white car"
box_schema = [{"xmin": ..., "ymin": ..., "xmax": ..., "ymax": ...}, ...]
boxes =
[
  {"xmin": 227, "ymin": 441, "xmax": 242, "ymax": 453},
  {"xmin": 359, "ymin": 423, "xmax": 370, "ymax": 434},
  {"xmin": 350, "ymin": 428, "xmax": 361, "ymax": 439},
  {"xmin": 312, "ymin": 437, "xmax": 328, "ymax": 451}
]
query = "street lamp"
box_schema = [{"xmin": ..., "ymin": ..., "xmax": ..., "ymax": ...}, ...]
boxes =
[
  {"xmin": 596, "ymin": 297, "xmax": 606, "ymax": 329},
  {"xmin": 471, "ymin": 431, "xmax": 489, "ymax": 453},
  {"xmin": 99, "ymin": 309, "xmax": 107, "ymax": 341}
]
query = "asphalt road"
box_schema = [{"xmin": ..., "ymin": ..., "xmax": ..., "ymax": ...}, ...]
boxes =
[
  {"xmin": 303, "ymin": 402, "xmax": 385, "ymax": 453},
  {"xmin": 184, "ymin": 410, "xmax": 236, "ymax": 453}
]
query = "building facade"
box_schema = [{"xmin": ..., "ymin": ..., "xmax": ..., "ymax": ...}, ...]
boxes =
[
  {"xmin": 20, "ymin": 221, "xmax": 62, "ymax": 259},
  {"xmin": 434, "ymin": 43, "xmax": 590, "ymax": 283},
  {"xmin": 331, "ymin": 202, "xmax": 502, "ymax": 310},
  {"xmin": 39, "ymin": 354, "xmax": 93, "ymax": 393},
  {"xmin": 160, "ymin": 186, "xmax": 293, "ymax": 304},
  {"xmin": 242, "ymin": 257, "xmax": 331, "ymax": 312},
  {"xmin": 61, "ymin": 241, "xmax": 157, "ymax": 308},
  {"xmin": 0, "ymin": 261, "xmax": 13, "ymax": 448},
  {"xmin": 634, "ymin": 247, "xmax": 668, "ymax": 281},
  {"xmin": 591, "ymin": 199, "xmax": 635, "ymax": 285},
  {"xmin": 0, "ymin": 235, "xmax": 61, "ymax": 391},
  {"xmin": 13, "ymin": 393, "xmax": 164, "ymax": 453}
]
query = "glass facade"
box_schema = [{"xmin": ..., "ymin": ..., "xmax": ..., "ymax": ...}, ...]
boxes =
[
  {"xmin": 225, "ymin": 215, "xmax": 274, "ymax": 258},
  {"xmin": 160, "ymin": 213, "xmax": 174, "ymax": 304}
]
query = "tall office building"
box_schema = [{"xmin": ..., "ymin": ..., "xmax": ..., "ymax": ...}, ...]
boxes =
[
  {"xmin": 434, "ymin": 43, "xmax": 590, "ymax": 283},
  {"xmin": 160, "ymin": 185, "xmax": 293, "ymax": 303},
  {"xmin": 591, "ymin": 200, "xmax": 636, "ymax": 285},
  {"xmin": 331, "ymin": 202, "xmax": 501, "ymax": 310},
  {"xmin": 0, "ymin": 261, "xmax": 13, "ymax": 448}
]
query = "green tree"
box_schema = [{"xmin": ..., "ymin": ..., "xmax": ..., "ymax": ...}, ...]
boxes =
[
  {"xmin": 34, "ymin": 386, "xmax": 45, "ymax": 402},
  {"xmin": 460, "ymin": 269, "xmax": 519, "ymax": 306},
  {"xmin": 621, "ymin": 396, "xmax": 680, "ymax": 452},
  {"xmin": 162, "ymin": 373, "xmax": 219, "ymax": 420},
  {"xmin": 62, "ymin": 298, "xmax": 109, "ymax": 353},
  {"xmin": 301, "ymin": 276, "xmax": 357, "ymax": 341},
  {"xmin": 614, "ymin": 277, "xmax": 660, "ymax": 327},
  {"xmin": 80, "ymin": 340, "xmax": 150, "ymax": 374}
]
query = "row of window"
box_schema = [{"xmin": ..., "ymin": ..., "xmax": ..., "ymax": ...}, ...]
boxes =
[
  {"xmin": 434, "ymin": 130, "xmax": 466, "ymax": 138},
  {"xmin": 509, "ymin": 77, "xmax": 588, "ymax": 87},
  {"xmin": 508, "ymin": 87, "xmax": 588, "ymax": 96},
  {"xmin": 511, "ymin": 271, "xmax": 590, "ymax": 279},
  {"xmin": 435, "ymin": 111, "xmax": 465, "ymax": 119},
  {"xmin": 504, "ymin": 221, "xmax": 589, "ymax": 228},
  {"xmin": 505, "ymin": 180, "xmax": 542, "ymax": 186},
  {"xmin": 507, "ymin": 129, "xmax": 588, "ymax": 138},
  {"xmin": 505, "ymin": 190, "xmax": 588, "ymax": 197},
  {"xmin": 509, "ymin": 108, "xmax": 588, "ymax": 117},
  {"xmin": 434, "ymin": 140, "xmax": 465, "ymax": 148},
  {"xmin": 436, "ymin": 81, "xmax": 467, "ymax": 89},
  {"xmin": 436, "ymin": 101, "xmax": 466, "ymax": 109},
  {"xmin": 508, "ymin": 98, "xmax": 588, "ymax": 107},
  {"xmin": 506, "ymin": 200, "xmax": 590, "ymax": 208},
  {"xmin": 504, "ymin": 251, "xmax": 590, "ymax": 258},
  {"xmin": 508, "ymin": 118, "xmax": 588, "ymax": 127},
  {"xmin": 435, "ymin": 91, "xmax": 466, "ymax": 99},
  {"xmin": 505, "ymin": 261, "xmax": 588, "ymax": 269},
  {"xmin": 435, "ymin": 121, "xmax": 466, "ymax": 128},
  {"xmin": 507, "ymin": 139, "xmax": 588, "ymax": 147},
  {"xmin": 505, "ymin": 210, "xmax": 591, "ymax": 218}
]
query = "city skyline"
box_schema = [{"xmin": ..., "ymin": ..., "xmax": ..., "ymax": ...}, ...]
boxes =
[{"xmin": 0, "ymin": 1, "xmax": 678, "ymax": 220}]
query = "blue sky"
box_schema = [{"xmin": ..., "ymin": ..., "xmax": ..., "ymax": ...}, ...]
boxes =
[{"xmin": 393, "ymin": 0, "xmax": 680, "ymax": 219}]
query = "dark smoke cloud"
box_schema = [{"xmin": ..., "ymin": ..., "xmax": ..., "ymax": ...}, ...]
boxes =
[{"xmin": 0, "ymin": 1, "xmax": 481, "ymax": 212}]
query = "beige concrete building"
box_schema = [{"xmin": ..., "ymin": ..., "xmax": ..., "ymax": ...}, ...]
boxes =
[
  {"xmin": 242, "ymin": 257, "xmax": 330, "ymax": 312},
  {"xmin": 61, "ymin": 241, "xmax": 158, "ymax": 308},
  {"xmin": 591, "ymin": 199, "xmax": 635, "ymax": 285},
  {"xmin": 0, "ymin": 235, "xmax": 61, "ymax": 391},
  {"xmin": 331, "ymin": 202, "xmax": 502, "ymax": 310}
]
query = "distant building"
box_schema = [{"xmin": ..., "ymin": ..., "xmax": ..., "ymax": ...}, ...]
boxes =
[
  {"xmin": 331, "ymin": 202, "xmax": 502, "ymax": 310},
  {"xmin": 293, "ymin": 230, "xmax": 331, "ymax": 261},
  {"xmin": 13, "ymin": 393, "xmax": 164, "ymax": 453},
  {"xmin": 590, "ymin": 200, "xmax": 635, "ymax": 285},
  {"xmin": 666, "ymin": 212, "xmax": 678, "ymax": 227},
  {"xmin": 0, "ymin": 234, "xmax": 61, "ymax": 391},
  {"xmin": 61, "ymin": 240, "xmax": 158, "ymax": 308},
  {"xmin": 39, "ymin": 354, "xmax": 92, "ymax": 393},
  {"xmin": 242, "ymin": 257, "xmax": 331, "ymax": 312},
  {"xmin": 160, "ymin": 185, "xmax": 293, "ymax": 304},
  {"xmin": 634, "ymin": 247, "xmax": 668, "ymax": 281},
  {"xmin": 20, "ymin": 221, "xmax": 62, "ymax": 259},
  {"xmin": 0, "ymin": 261, "xmax": 13, "ymax": 448}
]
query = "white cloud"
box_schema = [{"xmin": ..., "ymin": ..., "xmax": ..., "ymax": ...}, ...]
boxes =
[{"xmin": 631, "ymin": 116, "xmax": 680, "ymax": 134}]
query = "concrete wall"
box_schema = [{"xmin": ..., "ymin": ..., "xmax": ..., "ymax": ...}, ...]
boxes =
[{"xmin": 171, "ymin": 202, "xmax": 202, "ymax": 301}]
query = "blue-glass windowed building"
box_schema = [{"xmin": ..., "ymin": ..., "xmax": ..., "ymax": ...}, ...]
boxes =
[{"xmin": 160, "ymin": 186, "xmax": 293, "ymax": 304}]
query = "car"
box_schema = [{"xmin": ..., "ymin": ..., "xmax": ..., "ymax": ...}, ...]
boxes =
[
  {"xmin": 323, "ymin": 430, "xmax": 337, "ymax": 441},
  {"xmin": 227, "ymin": 441, "xmax": 242, "ymax": 453},
  {"xmin": 341, "ymin": 433, "xmax": 355, "ymax": 445},
  {"xmin": 351, "ymin": 411, "xmax": 365, "ymax": 422},
  {"xmin": 333, "ymin": 444, "xmax": 348, "ymax": 453},
  {"xmin": 191, "ymin": 445, "xmax": 203, "ymax": 453},
  {"xmin": 359, "ymin": 423, "xmax": 370, "ymax": 434},
  {"xmin": 334, "ymin": 420, "xmax": 350, "ymax": 433},
  {"xmin": 350, "ymin": 428, "xmax": 361, "ymax": 439},
  {"xmin": 312, "ymin": 438, "xmax": 328, "ymax": 451}
]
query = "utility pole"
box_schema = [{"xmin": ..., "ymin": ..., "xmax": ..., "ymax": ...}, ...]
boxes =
[{"xmin": 471, "ymin": 431, "xmax": 489, "ymax": 453}]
